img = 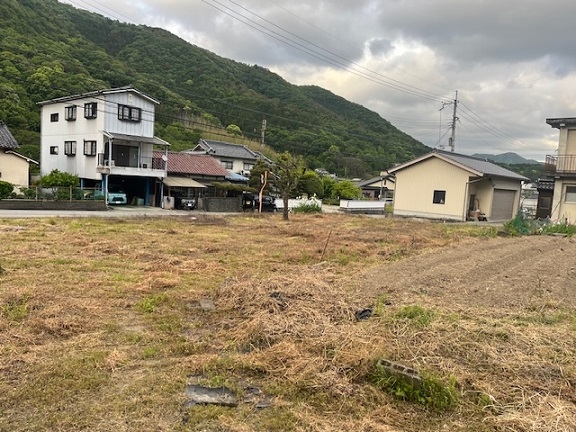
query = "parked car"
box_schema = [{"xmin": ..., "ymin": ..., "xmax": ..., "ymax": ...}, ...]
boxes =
[
  {"xmin": 243, "ymin": 193, "xmax": 277, "ymax": 212},
  {"xmin": 106, "ymin": 185, "xmax": 128, "ymax": 205},
  {"xmin": 173, "ymin": 194, "xmax": 196, "ymax": 210}
]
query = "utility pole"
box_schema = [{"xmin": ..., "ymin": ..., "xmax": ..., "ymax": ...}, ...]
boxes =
[
  {"xmin": 261, "ymin": 119, "xmax": 267, "ymax": 146},
  {"xmin": 449, "ymin": 90, "xmax": 458, "ymax": 152}
]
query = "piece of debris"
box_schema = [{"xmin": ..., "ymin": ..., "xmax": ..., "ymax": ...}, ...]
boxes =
[
  {"xmin": 377, "ymin": 359, "xmax": 422, "ymax": 389},
  {"xmin": 355, "ymin": 307, "xmax": 373, "ymax": 321},
  {"xmin": 185, "ymin": 384, "xmax": 237, "ymax": 407},
  {"xmin": 269, "ymin": 291, "xmax": 288, "ymax": 310}
]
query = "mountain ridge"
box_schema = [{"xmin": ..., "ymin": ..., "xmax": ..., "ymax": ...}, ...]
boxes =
[
  {"xmin": 0, "ymin": 0, "xmax": 431, "ymax": 178},
  {"xmin": 470, "ymin": 152, "xmax": 541, "ymax": 165}
]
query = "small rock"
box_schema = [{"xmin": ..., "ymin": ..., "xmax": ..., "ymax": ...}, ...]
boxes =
[
  {"xmin": 185, "ymin": 384, "xmax": 237, "ymax": 407},
  {"xmin": 199, "ymin": 299, "xmax": 215, "ymax": 311}
]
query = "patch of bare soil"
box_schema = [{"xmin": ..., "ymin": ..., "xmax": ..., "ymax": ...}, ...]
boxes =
[
  {"xmin": 353, "ymin": 234, "xmax": 576, "ymax": 431},
  {"xmin": 357, "ymin": 235, "xmax": 576, "ymax": 311}
]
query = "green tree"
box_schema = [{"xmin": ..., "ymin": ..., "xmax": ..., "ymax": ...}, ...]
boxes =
[
  {"xmin": 226, "ymin": 124, "xmax": 242, "ymax": 136},
  {"xmin": 332, "ymin": 179, "xmax": 362, "ymax": 200},
  {"xmin": 322, "ymin": 176, "xmax": 337, "ymax": 201},
  {"xmin": 273, "ymin": 152, "xmax": 305, "ymax": 220},
  {"xmin": 297, "ymin": 170, "xmax": 323, "ymax": 198}
]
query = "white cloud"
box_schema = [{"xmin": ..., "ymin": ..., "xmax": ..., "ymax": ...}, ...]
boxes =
[{"xmin": 58, "ymin": 0, "xmax": 576, "ymax": 161}]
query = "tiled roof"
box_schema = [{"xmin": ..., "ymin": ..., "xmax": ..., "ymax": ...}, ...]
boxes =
[
  {"xmin": 0, "ymin": 121, "xmax": 19, "ymax": 149},
  {"xmin": 536, "ymin": 179, "xmax": 555, "ymax": 190},
  {"xmin": 226, "ymin": 170, "xmax": 249, "ymax": 181},
  {"xmin": 154, "ymin": 151, "xmax": 229, "ymax": 177},
  {"xmin": 390, "ymin": 150, "xmax": 529, "ymax": 181},
  {"xmin": 437, "ymin": 151, "xmax": 529, "ymax": 180},
  {"xmin": 195, "ymin": 139, "xmax": 259, "ymax": 160}
]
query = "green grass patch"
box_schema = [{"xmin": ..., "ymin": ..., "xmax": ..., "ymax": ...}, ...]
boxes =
[
  {"xmin": 136, "ymin": 293, "xmax": 167, "ymax": 313},
  {"xmin": 367, "ymin": 361, "xmax": 459, "ymax": 411},
  {"xmin": 393, "ymin": 305, "xmax": 435, "ymax": 326},
  {"xmin": 1, "ymin": 293, "xmax": 30, "ymax": 321}
]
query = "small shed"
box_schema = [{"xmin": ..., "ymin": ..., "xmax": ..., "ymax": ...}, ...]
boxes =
[{"xmin": 388, "ymin": 150, "xmax": 528, "ymax": 222}]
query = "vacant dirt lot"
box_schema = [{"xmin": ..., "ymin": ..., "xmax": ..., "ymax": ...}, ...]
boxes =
[
  {"xmin": 359, "ymin": 234, "xmax": 576, "ymax": 311},
  {"xmin": 1, "ymin": 214, "xmax": 575, "ymax": 432}
]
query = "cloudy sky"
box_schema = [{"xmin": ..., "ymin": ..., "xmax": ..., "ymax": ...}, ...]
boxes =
[{"xmin": 59, "ymin": 0, "xmax": 576, "ymax": 162}]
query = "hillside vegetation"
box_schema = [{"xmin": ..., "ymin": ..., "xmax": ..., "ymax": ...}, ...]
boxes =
[{"xmin": 0, "ymin": 0, "xmax": 430, "ymax": 178}]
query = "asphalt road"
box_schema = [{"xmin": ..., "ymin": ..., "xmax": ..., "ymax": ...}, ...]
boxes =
[
  {"xmin": 0, "ymin": 204, "xmax": 344, "ymax": 219},
  {"xmin": 0, "ymin": 206, "xmax": 197, "ymax": 219}
]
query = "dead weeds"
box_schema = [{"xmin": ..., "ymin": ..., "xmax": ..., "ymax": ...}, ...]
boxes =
[{"xmin": 0, "ymin": 214, "xmax": 574, "ymax": 431}]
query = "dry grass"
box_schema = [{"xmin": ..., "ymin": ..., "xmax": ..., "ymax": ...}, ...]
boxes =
[{"xmin": 0, "ymin": 213, "xmax": 574, "ymax": 431}]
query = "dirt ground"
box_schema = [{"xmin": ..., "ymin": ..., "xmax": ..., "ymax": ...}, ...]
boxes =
[
  {"xmin": 1, "ymin": 216, "xmax": 575, "ymax": 432},
  {"xmin": 357, "ymin": 234, "xmax": 576, "ymax": 311}
]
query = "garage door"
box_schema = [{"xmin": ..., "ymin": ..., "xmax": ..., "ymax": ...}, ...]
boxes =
[{"xmin": 491, "ymin": 189, "xmax": 516, "ymax": 220}]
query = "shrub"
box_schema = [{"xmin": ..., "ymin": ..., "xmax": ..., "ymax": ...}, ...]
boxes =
[
  {"xmin": 292, "ymin": 202, "xmax": 322, "ymax": 213},
  {"xmin": 0, "ymin": 180, "xmax": 14, "ymax": 199},
  {"xmin": 540, "ymin": 221, "xmax": 576, "ymax": 237}
]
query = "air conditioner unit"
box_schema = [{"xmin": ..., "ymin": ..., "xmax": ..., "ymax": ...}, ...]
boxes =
[
  {"xmin": 106, "ymin": 159, "xmax": 115, "ymax": 167},
  {"xmin": 241, "ymin": 170, "xmax": 251, "ymax": 176}
]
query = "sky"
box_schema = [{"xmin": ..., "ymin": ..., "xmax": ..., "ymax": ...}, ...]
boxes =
[{"xmin": 58, "ymin": 0, "xmax": 576, "ymax": 162}]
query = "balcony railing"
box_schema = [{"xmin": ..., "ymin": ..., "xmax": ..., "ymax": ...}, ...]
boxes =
[
  {"xmin": 96, "ymin": 153, "xmax": 166, "ymax": 177},
  {"xmin": 544, "ymin": 155, "xmax": 576, "ymax": 174},
  {"xmin": 97, "ymin": 153, "xmax": 164, "ymax": 170}
]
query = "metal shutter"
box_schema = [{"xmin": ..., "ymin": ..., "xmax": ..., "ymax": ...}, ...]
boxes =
[{"xmin": 491, "ymin": 189, "xmax": 515, "ymax": 220}]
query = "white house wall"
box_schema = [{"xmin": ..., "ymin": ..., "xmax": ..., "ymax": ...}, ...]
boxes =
[
  {"xmin": 103, "ymin": 93, "xmax": 156, "ymax": 137},
  {"xmin": 393, "ymin": 157, "xmax": 470, "ymax": 221},
  {"xmin": 40, "ymin": 97, "xmax": 105, "ymax": 180}
]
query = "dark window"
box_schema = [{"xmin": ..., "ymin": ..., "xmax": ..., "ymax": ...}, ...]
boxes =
[
  {"xmin": 566, "ymin": 186, "xmax": 576, "ymax": 203},
  {"xmin": 84, "ymin": 102, "xmax": 97, "ymax": 119},
  {"xmin": 50, "ymin": 146, "xmax": 59, "ymax": 155},
  {"xmin": 65, "ymin": 106, "xmax": 77, "ymax": 121},
  {"xmin": 64, "ymin": 141, "xmax": 77, "ymax": 156},
  {"xmin": 83, "ymin": 140, "xmax": 97, "ymax": 156},
  {"xmin": 50, "ymin": 113, "xmax": 59, "ymax": 122},
  {"xmin": 433, "ymin": 190, "xmax": 446, "ymax": 204},
  {"xmin": 118, "ymin": 104, "xmax": 142, "ymax": 122}
]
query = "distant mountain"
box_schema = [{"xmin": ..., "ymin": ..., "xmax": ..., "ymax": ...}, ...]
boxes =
[{"xmin": 471, "ymin": 152, "xmax": 541, "ymax": 165}]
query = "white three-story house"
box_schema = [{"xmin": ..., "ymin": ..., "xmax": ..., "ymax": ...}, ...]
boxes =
[{"xmin": 38, "ymin": 86, "xmax": 170, "ymax": 206}]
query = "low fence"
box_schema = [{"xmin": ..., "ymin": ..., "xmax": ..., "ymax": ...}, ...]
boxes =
[
  {"xmin": 0, "ymin": 185, "xmax": 107, "ymax": 211},
  {"xmin": 0, "ymin": 200, "xmax": 107, "ymax": 211},
  {"xmin": 339, "ymin": 199, "xmax": 392, "ymax": 214}
]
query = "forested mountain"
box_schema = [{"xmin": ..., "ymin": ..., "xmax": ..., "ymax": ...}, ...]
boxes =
[
  {"xmin": 471, "ymin": 152, "xmax": 540, "ymax": 165},
  {"xmin": 0, "ymin": 0, "xmax": 430, "ymax": 178}
]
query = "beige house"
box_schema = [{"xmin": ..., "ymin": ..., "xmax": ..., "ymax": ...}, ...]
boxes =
[
  {"xmin": 0, "ymin": 121, "xmax": 38, "ymax": 188},
  {"xmin": 544, "ymin": 117, "xmax": 576, "ymax": 223},
  {"xmin": 388, "ymin": 150, "xmax": 528, "ymax": 222}
]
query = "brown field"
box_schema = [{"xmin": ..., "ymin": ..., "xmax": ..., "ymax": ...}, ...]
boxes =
[{"xmin": 0, "ymin": 213, "xmax": 575, "ymax": 431}]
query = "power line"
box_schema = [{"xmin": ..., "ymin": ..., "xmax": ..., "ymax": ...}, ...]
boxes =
[{"xmin": 200, "ymin": 0, "xmax": 450, "ymax": 103}]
